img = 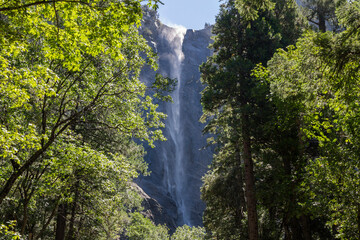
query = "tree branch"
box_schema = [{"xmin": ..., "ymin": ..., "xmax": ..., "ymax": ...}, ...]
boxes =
[{"xmin": 0, "ymin": 0, "xmax": 90, "ymax": 12}]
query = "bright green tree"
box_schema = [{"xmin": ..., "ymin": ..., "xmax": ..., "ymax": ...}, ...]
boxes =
[
  {"xmin": 0, "ymin": 0, "xmax": 164, "ymax": 204},
  {"xmin": 171, "ymin": 225, "xmax": 205, "ymax": 240},
  {"xmin": 126, "ymin": 212, "xmax": 170, "ymax": 240},
  {"xmin": 0, "ymin": 0, "xmax": 177, "ymax": 239}
]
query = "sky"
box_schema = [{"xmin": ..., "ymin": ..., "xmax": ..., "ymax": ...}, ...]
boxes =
[{"xmin": 157, "ymin": 0, "xmax": 221, "ymax": 30}]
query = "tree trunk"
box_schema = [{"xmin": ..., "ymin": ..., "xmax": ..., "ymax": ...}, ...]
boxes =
[
  {"xmin": 0, "ymin": 134, "xmax": 57, "ymax": 205},
  {"xmin": 21, "ymin": 199, "xmax": 29, "ymax": 235},
  {"xmin": 357, "ymin": 204, "xmax": 360, "ymax": 239},
  {"xmin": 67, "ymin": 181, "xmax": 79, "ymax": 240},
  {"xmin": 35, "ymin": 199, "xmax": 60, "ymax": 239},
  {"xmin": 318, "ymin": 12, "xmax": 326, "ymax": 32},
  {"xmin": 236, "ymin": 146, "xmax": 246, "ymax": 226},
  {"xmin": 67, "ymin": 201, "xmax": 77, "ymax": 240},
  {"xmin": 301, "ymin": 215, "xmax": 312, "ymax": 240},
  {"xmin": 241, "ymin": 114, "xmax": 258, "ymax": 240},
  {"xmin": 55, "ymin": 203, "xmax": 67, "ymax": 240}
]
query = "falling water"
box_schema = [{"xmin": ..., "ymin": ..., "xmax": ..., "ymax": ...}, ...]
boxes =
[{"xmin": 160, "ymin": 26, "xmax": 191, "ymax": 225}]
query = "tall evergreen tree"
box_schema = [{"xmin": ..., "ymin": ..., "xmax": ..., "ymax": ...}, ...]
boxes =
[
  {"xmin": 299, "ymin": 0, "xmax": 337, "ymax": 32},
  {"xmin": 200, "ymin": 0, "xmax": 302, "ymax": 239},
  {"xmin": 253, "ymin": 0, "xmax": 360, "ymax": 238}
]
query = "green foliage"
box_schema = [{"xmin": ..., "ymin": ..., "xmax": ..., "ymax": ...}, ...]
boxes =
[
  {"xmin": 171, "ymin": 225, "xmax": 205, "ymax": 240},
  {"xmin": 253, "ymin": 0, "xmax": 360, "ymax": 238},
  {"xmin": 0, "ymin": 0, "xmax": 165, "ymax": 193},
  {"xmin": 0, "ymin": 221, "xmax": 22, "ymax": 240},
  {"xmin": 200, "ymin": 0, "xmax": 304, "ymax": 239},
  {"xmin": 299, "ymin": 0, "xmax": 338, "ymax": 32},
  {"xmin": 151, "ymin": 73, "xmax": 177, "ymax": 102},
  {"xmin": 126, "ymin": 212, "xmax": 170, "ymax": 240},
  {"xmin": 201, "ymin": 146, "xmax": 248, "ymax": 240},
  {"xmin": 234, "ymin": 0, "xmax": 275, "ymax": 21},
  {"xmin": 203, "ymin": 0, "xmax": 360, "ymax": 238},
  {"xmin": 0, "ymin": 0, "xmax": 175, "ymax": 239}
]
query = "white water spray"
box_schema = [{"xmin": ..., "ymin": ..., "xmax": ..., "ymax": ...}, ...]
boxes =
[{"xmin": 160, "ymin": 25, "xmax": 192, "ymax": 225}]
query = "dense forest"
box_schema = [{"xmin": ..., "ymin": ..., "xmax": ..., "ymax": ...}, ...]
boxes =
[
  {"xmin": 200, "ymin": 0, "xmax": 360, "ymax": 239},
  {"xmin": 0, "ymin": 0, "xmax": 360, "ymax": 239}
]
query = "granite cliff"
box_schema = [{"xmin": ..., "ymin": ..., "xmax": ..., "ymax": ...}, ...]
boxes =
[{"xmin": 137, "ymin": 8, "xmax": 213, "ymax": 230}]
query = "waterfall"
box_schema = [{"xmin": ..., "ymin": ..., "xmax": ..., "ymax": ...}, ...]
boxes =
[
  {"xmin": 139, "ymin": 15, "xmax": 213, "ymax": 229},
  {"xmin": 160, "ymin": 26, "xmax": 191, "ymax": 226}
]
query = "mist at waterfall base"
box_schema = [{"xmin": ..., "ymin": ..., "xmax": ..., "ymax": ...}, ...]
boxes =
[{"xmin": 137, "ymin": 10, "xmax": 213, "ymax": 230}]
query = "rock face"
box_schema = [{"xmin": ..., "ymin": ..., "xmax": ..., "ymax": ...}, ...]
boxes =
[
  {"xmin": 132, "ymin": 183, "xmax": 177, "ymax": 230},
  {"xmin": 137, "ymin": 8, "xmax": 213, "ymax": 230}
]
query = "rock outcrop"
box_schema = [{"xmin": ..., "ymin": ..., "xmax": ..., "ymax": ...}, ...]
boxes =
[{"xmin": 132, "ymin": 183, "xmax": 177, "ymax": 230}]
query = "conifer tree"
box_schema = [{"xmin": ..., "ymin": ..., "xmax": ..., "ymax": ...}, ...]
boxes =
[
  {"xmin": 299, "ymin": 0, "xmax": 337, "ymax": 32},
  {"xmin": 200, "ymin": 0, "xmax": 302, "ymax": 238}
]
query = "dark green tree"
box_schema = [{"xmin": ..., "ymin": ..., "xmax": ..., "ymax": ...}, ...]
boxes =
[
  {"xmin": 200, "ymin": 0, "xmax": 302, "ymax": 239},
  {"xmin": 253, "ymin": 1, "xmax": 360, "ymax": 238},
  {"xmin": 299, "ymin": 0, "xmax": 337, "ymax": 32}
]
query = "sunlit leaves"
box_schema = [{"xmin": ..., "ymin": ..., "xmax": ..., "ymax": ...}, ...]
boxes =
[
  {"xmin": 126, "ymin": 212, "xmax": 169, "ymax": 240},
  {"xmin": 171, "ymin": 225, "xmax": 206, "ymax": 240},
  {"xmin": 0, "ymin": 220, "xmax": 22, "ymax": 240},
  {"xmin": 0, "ymin": 0, "xmax": 169, "ymax": 238},
  {"xmin": 1, "ymin": 0, "xmax": 143, "ymax": 69}
]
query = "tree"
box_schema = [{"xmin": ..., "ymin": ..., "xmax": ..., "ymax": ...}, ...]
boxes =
[
  {"xmin": 171, "ymin": 225, "xmax": 205, "ymax": 240},
  {"xmin": 253, "ymin": 0, "xmax": 360, "ymax": 238},
  {"xmin": 299, "ymin": 0, "xmax": 338, "ymax": 32},
  {"xmin": 234, "ymin": 0, "xmax": 275, "ymax": 20},
  {"xmin": 0, "ymin": 0, "xmax": 177, "ymax": 238},
  {"xmin": 253, "ymin": 42, "xmax": 331, "ymax": 238},
  {"xmin": 0, "ymin": 0, "xmax": 164, "ymax": 204},
  {"xmin": 126, "ymin": 212, "xmax": 170, "ymax": 240},
  {"xmin": 200, "ymin": 0, "xmax": 302, "ymax": 239}
]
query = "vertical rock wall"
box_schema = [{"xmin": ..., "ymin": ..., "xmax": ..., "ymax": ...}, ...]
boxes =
[{"xmin": 138, "ymin": 9, "xmax": 213, "ymax": 229}]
